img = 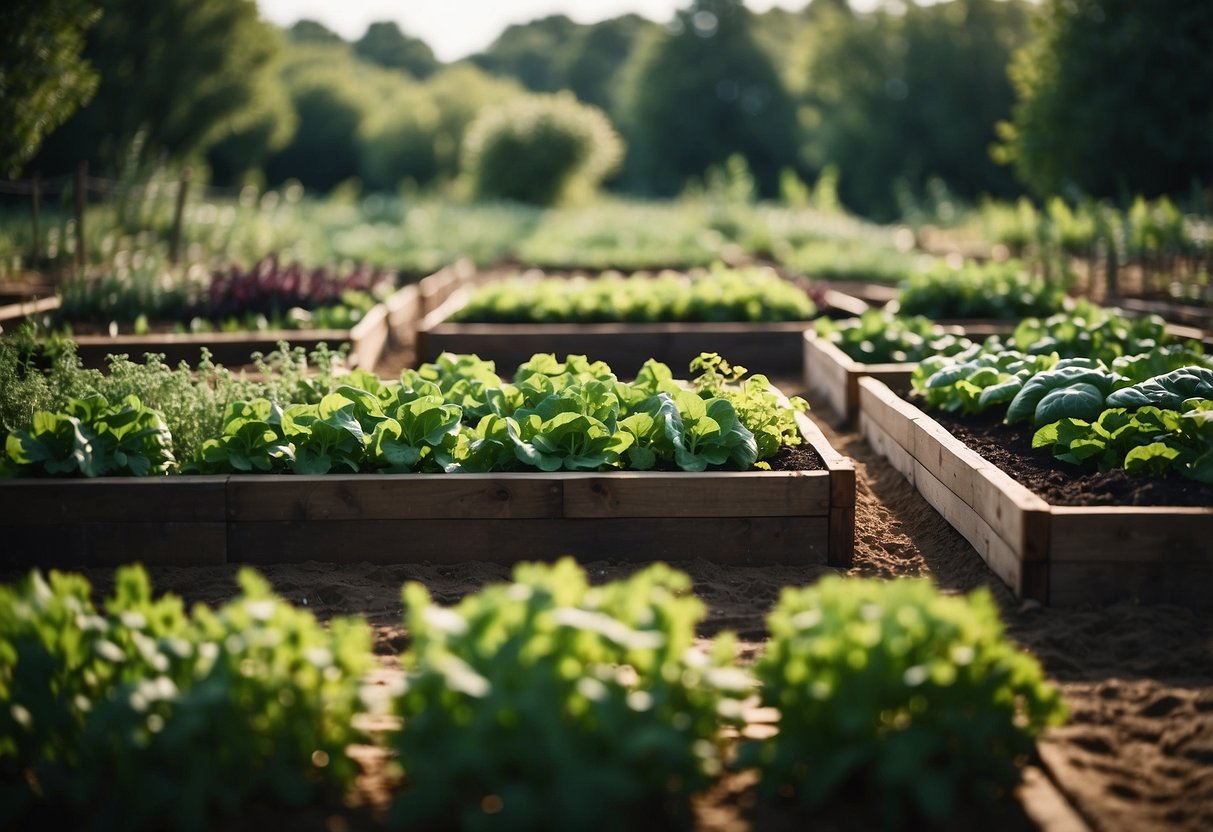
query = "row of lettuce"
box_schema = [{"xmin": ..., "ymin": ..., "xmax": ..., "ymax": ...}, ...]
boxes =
[
  {"xmin": 1, "ymin": 343, "xmax": 805, "ymax": 477},
  {"xmin": 819, "ymin": 303, "xmax": 1213, "ymax": 484},
  {"xmin": 0, "ymin": 559, "xmax": 1065, "ymax": 831}
]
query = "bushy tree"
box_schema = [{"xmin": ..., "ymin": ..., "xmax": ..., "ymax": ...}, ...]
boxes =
[
  {"xmin": 461, "ymin": 92, "xmax": 624, "ymax": 205},
  {"xmin": 34, "ymin": 0, "xmax": 284, "ymax": 175},
  {"xmin": 358, "ymin": 65, "xmax": 526, "ymax": 191},
  {"xmin": 470, "ymin": 15, "xmax": 580, "ymax": 92},
  {"xmin": 0, "ymin": 0, "xmax": 100, "ymax": 177},
  {"xmin": 996, "ymin": 0, "xmax": 1213, "ymax": 198},
  {"xmin": 617, "ymin": 0, "xmax": 801, "ymax": 197},
  {"xmin": 354, "ymin": 21, "xmax": 439, "ymax": 79}
]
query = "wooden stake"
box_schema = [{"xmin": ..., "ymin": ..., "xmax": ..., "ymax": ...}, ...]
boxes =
[
  {"xmin": 168, "ymin": 167, "xmax": 191, "ymax": 265},
  {"xmin": 30, "ymin": 172, "xmax": 41, "ymax": 264}
]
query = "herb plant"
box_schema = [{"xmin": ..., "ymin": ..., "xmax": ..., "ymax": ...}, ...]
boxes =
[
  {"xmin": 742, "ymin": 576, "xmax": 1065, "ymax": 828},
  {"xmin": 389, "ymin": 558, "xmax": 750, "ymax": 831},
  {"xmin": 0, "ymin": 566, "xmax": 374, "ymax": 831}
]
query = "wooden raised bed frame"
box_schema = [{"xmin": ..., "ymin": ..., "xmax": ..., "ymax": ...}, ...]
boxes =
[
  {"xmin": 417, "ymin": 283, "xmax": 868, "ymax": 377},
  {"xmin": 857, "ymin": 377, "xmax": 1213, "ymax": 606},
  {"xmin": 0, "ymin": 412, "xmax": 854, "ymax": 571}
]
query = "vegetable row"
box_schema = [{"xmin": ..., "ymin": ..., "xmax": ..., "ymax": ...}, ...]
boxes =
[
  {"xmin": 449, "ymin": 265, "xmax": 819, "ymax": 324},
  {"xmin": 1, "ymin": 559, "xmax": 1064, "ymax": 831},
  {"xmin": 2, "ymin": 350, "xmax": 807, "ymax": 477}
]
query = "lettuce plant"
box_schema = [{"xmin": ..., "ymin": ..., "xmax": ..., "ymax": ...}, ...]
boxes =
[
  {"xmin": 4, "ymin": 393, "xmax": 174, "ymax": 477},
  {"xmin": 897, "ymin": 259, "xmax": 1066, "ymax": 320},
  {"xmin": 0, "ymin": 566, "xmax": 374, "ymax": 831},
  {"xmin": 389, "ymin": 558, "xmax": 750, "ymax": 831},
  {"xmin": 815, "ymin": 310, "xmax": 972, "ymax": 364},
  {"xmin": 742, "ymin": 576, "xmax": 1065, "ymax": 828}
]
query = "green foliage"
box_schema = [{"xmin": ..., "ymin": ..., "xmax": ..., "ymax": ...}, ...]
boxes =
[
  {"xmin": 1104, "ymin": 366, "xmax": 1213, "ymax": 411},
  {"xmin": 4, "ymin": 393, "xmax": 174, "ymax": 477},
  {"xmin": 35, "ymin": 0, "xmax": 285, "ymax": 174},
  {"xmin": 992, "ymin": 301, "xmax": 1169, "ymax": 364},
  {"xmin": 912, "ymin": 349, "xmax": 1056, "ymax": 416},
  {"xmin": 803, "ymin": 0, "xmax": 1034, "ymax": 218},
  {"xmin": 618, "ymin": 0, "xmax": 802, "ymax": 197},
  {"xmin": 452, "ymin": 267, "xmax": 816, "ymax": 324},
  {"xmin": 815, "ymin": 311, "xmax": 973, "ymax": 364},
  {"xmin": 897, "ymin": 259, "xmax": 1067, "ymax": 320},
  {"xmin": 0, "ymin": 565, "xmax": 374, "ymax": 830},
  {"xmin": 1033, "ymin": 400, "xmax": 1213, "ymax": 484},
  {"xmin": 997, "ymin": 0, "xmax": 1213, "ymax": 198},
  {"xmin": 1004, "ymin": 363, "xmax": 1116, "ymax": 425},
  {"xmin": 353, "ymin": 21, "xmax": 438, "ymax": 79},
  {"xmin": 0, "ymin": 0, "xmax": 99, "ymax": 177},
  {"xmin": 462, "ymin": 92, "xmax": 624, "ymax": 205},
  {"xmin": 389, "ymin": 558, "xmax": 750, "ymax": 830},
  {"xmin": 744, "ymin": 576, "xmax": 1065, "ymax": 826}
]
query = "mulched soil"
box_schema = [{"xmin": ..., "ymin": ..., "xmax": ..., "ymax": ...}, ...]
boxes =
[{"xmin": 927, "ymin": 406, "xmax": 1213, "ymax": 507}]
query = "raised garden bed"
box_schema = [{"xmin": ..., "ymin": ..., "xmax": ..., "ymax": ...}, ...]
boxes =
[
  {"xmin": 418, "ymin": 284, "xmax": 868, "ymax": 377},
  {"xmin": 857, "ymin": 376, "xmax": 1213, "ymax": 606},
  {"xmin": 0, "ymin": 410, "xmax": 854, "ymax": 570}
]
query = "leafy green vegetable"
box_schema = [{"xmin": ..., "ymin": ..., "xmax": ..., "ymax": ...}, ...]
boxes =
[
  {"xmin": 450, "ymin": 265, "xmax": 818, "ymax": 324},
  {"xmin": 389, "ymin": 558, "xmax": 749, "ymax": 830},
  {"xmin": 4, "ymin": 393, "xmax": 174, "ymax": 477},
  {"xmin": 0, "ymin": 566, "xmax": 374, "ymax": 831},
  {"xmin": 742, "ymin": 576, "xmax": 1065, "ymax": 827},
  {"xmin": 897, "ymin": 259, "xmax": 1066, "ymax": 320},
  {"xmin": 1104, "ymin": 366, "xmax": 1213, "ymax": 410},
  {"xmin": 1004, "ymin": 363, "xmax": 1117, "ymax": 425},
  {"xmin": 815, "ymin": 310, "xmax": 972, "ymax": 364},
  {"xmin": 1033, "ymin": 399, "xmax": 1213, "ymax": 483}
]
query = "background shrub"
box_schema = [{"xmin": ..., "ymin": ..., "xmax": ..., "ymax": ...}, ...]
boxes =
[{"xmin": 461, "ymin": 92, "xmax": 624, "ymax": 205}]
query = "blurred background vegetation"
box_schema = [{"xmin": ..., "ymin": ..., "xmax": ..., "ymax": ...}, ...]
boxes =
[
  {"xmin": 2, "ymin": 0, "xmax": 1207, "ymax": 214},
  {"xmin": 0, "ymin": 0, "xmax": 1209, "ymax": 305}
]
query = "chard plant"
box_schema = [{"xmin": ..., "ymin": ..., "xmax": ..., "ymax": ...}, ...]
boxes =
[
  {"xmin": 388, "ymin": 558, "xmax": 751, "ymax": 831},
  {"xmin": 741, "ymin": 576, "xmax": 1065, "ymax": 828},
  {"xmin": 0, "ymin": 566, "xmax": 374, "ymax": 831}
]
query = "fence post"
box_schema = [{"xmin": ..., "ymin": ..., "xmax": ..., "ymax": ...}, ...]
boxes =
[
  {"xmin": 169, "ymin": 167, "xmax": 192, "ymax": 265},
  {"xmin": 74, "ymin": 161, "xmax": 87, "ymax": 271},
  {"xmin": 31, "ymin": 173, "xmax": 41, "ymax": 265}
]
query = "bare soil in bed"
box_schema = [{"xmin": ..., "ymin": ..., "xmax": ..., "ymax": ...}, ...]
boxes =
[
  {"xmin": 926, "ymin": 406, "xmax": 1213, "ymax": 507},
  {"xmin": 5, "ymin": 379, "xmax": 1210, "ymax": 831}
]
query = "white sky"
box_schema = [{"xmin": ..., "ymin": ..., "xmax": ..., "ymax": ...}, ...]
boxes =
[{"xmin": 256, "ymin": 1, "xmax": 883, "ymax": 63}]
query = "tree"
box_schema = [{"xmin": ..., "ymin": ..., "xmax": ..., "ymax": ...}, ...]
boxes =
[
  {"xmin": 354, "ymin": 21, "xmax": 439, "ymax": 80},
  {"xmin": 618, "ymin": 0, "xmax": 802, "ymax": 197},
  {"xmin": 556, "ymin": 15, "xmax": 657, "ymax": 111},
  {"xmin": 0, "ymin": 0, "xmax": 100, "ymax": 177},
  {"xmin": 34, "ymin": 0, "xmax": 283, "ymax": 175},
  {"xmin": 470, "ymin": 15, "xmax": 580, "ymax": 92},
  {"xmin": 996, "ymin": 0, "xmax": 1213, "ymax": 198},
  {"xmin": 288, "ymin": 19, "xmax": 344, "ymax": 44},
  {"xmin": 803, "ymin": 0, "xmax": 1033, "ymax": 219}
]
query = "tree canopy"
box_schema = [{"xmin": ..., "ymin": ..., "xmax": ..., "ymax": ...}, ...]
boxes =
[
  {"xmin": 996, "ymin": 0, "xmax": 1213, "ymax": 198},
  {"xmin": 0, "ymin": 0, "xmax": 99, "ymax": 177}
]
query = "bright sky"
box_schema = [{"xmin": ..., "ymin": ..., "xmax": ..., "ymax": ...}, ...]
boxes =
[{"xmin": 256, "ymin": 1, "xmax": 876, "ymax": 63}]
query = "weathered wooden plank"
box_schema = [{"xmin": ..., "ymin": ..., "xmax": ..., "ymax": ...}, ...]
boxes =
[
  {"xmin": 909, "ymin": 458, "xmax": 1023, "ymax": 595},
  {"xmin": 858, "ymin": 377, "xmax": 920, "ymax": 453},
  {"xmin": 385, "ymin": 284, "xmax": 421, "ymax": 350},
  {"xmin": 230, "ymin": 516, "xmax": 831, "ymax": 566},
  {"xmin": 828, "ymin": 504, "xmax": 855, "ymax": 567},
  {"xmin": 1049, "ymin": 507, "xmax": 1213, "ymax": 563},
  {"xmin": 2, "ymin": 522, "xmax": 226, "ymax": 567},
  {"xmin": 805, "ymin": 334, "xmax": 916, "ymax": 426},
  {"xmin": 347, "ymin": 302, "xmax": 389, "ymax": 370},
  {"xmin": 1049, "ymin": 561, "xmax": 1213, "ymax": 607},
  {"xmin": 0, "ymin": 477, "xmax": 228, "ymax": 524},
  {"xmin": 561, "ymin": 471, "xmax": 831, "ymax": 518},
  {"xmin": 226, "ymin": 475, "xmax": 563, "ymax": 522},
  {"xmin": 859, "ymin": 412, "xmax": 915, "ymax": 480}
]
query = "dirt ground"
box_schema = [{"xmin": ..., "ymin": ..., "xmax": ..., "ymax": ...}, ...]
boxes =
[{"xmin": 10, "ymin": 376, "xmax": 1212, "ymax": 831}]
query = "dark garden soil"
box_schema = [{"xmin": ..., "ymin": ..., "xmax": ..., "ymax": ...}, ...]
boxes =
[{"xmin": 926, "ymin": 405, "xmax": 1213, "ymax": 507}]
